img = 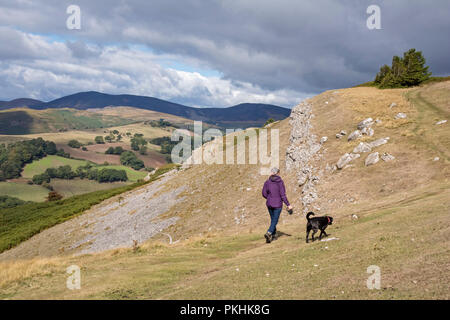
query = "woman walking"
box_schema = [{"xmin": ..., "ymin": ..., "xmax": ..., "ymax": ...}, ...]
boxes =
[{"xmin": 262, "ymin": 167, "xmax": 292, "ymax": 243}]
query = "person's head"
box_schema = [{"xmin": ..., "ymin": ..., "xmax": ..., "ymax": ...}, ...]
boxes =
[{"xmin": 270, "ymin": 167, "xmax": 280, "ymax": 176}]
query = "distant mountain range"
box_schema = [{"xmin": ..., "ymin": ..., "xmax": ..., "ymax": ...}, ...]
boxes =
[{"xmin": 0, "ymin": 91, "xmax": 291, "ymax": 128}]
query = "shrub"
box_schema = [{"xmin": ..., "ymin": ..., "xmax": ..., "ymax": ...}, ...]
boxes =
[
  {"xmin": 47, "ymin": 191, "xmax": 63, "ymax": 202},
  {"xmin": 68, "ymin": 139, "xmax": 82, "ymax": 148},
  {"xmin": 95, "ymin": 136, "xmax": 105, "ymax": 144},
  {"xmin": 120, "ymin": 151, "xmax": 145, "ymax": 170}
]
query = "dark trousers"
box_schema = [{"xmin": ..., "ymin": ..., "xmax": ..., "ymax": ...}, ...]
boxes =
[{"xmin": 267, "ymin": 207, "xmax": 282, "ymax": 234}]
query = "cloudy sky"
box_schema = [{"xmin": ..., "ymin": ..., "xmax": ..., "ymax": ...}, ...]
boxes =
[{"xmin": 0, "ymin": 0, "xmax": 449, "ymax": 108}]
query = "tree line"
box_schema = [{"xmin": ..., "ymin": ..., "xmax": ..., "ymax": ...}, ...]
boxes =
[
  {"xmin": 0, "ymin": 138, "xmax": 69, "ymax": 181},
  {"xmin": 32, "ymin": 164, "xmax": 128, "ymax": 185}
]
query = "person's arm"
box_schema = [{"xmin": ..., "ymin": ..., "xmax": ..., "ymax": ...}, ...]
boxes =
[
  {"xmin": 262, "ymin": 181, "xmax": 269, "ymax": 199},
  {"xmin": 280, "ymin": 180, "xmax": 290, "ymax": 206}
]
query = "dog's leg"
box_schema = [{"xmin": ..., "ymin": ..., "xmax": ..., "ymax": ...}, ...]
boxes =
[
  {"xmin": 306, "ymin": 226, "xmax": 311, "ymax": 243},
  {"xmin": 311, "ymin": 229, "xmax": 318, "ymax": 242},
  {"xmin": 319, "ymin": 230, "xmax": 324, "ymax": 240}
]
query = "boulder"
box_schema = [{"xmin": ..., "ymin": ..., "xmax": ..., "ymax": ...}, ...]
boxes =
[
  {"xmin": 361, "ymin": 127, "xmax": 374, "ymax": 136},
  {"xmin": 353, "ymin": 142, "xmax": 372, "ymax": 153},
  {"xmin": 357, "ymin": 118, "xmax": 374, "ymax": 130},
  {"xmin": 337, "ymin": 153, "xmax": 360, "ymax": 170},
  {"xmin": 348, "ymin": 130, "xmax": 362, "ymax": 142},
  {"xmin": 381, "ymin": 153, "xmax": 395, "ymax": 162},
  {"xmin": 368, "ymin": 137, "xmax": 390, "ymax": 148},
  {"xmin": 340, "ymin": 130, "xmax": 347, "ymax": 136},
  {"xmin": 395, "ymin": 113, "xmax": 407, "ymax": 119},
  {"xmin": 365, "ymin": 152, "xmax": 380, "ymax": 166}
]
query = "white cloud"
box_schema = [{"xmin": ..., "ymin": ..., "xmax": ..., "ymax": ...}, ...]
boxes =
[{"xmin": 0, "ymin": 27, "xmax": 304, "ymax": 106}]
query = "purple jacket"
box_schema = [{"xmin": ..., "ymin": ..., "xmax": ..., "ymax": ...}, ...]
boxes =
[{"xmin": 262, "ymin": 175, "xmax": 290, "ymax": 208}]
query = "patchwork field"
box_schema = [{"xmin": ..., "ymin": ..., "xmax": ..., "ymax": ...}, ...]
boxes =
[
  {"xmin": 49, "ymin": 179, "xmax": 129, "ymax": 198},
  {"xmin": 22, "ymin": 156, "xmax": 90, "ymax": 179},
  {"xmin": 0, "ymin": 182, "xmax": 48, "ymax": 202}
]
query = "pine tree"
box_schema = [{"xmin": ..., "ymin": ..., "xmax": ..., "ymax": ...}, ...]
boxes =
[{"xmin": 400, "ymin": 49, "xmax": 431, "ymax": 86}]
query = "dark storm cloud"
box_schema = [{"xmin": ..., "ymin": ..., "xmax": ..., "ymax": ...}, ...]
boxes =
[{"xmin": 0, "ymin": 0, "xmax": 449, "ymax": 103}]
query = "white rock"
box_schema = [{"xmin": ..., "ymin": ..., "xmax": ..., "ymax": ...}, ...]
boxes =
[
  {"xmin": 320, "ymin": 136, "xmax": 328, "ymax": 144},
  {"xmin": 340, "ymin": 130, "xmax": 347, "ymax": 135},
  {"xmin": 365, "ymin": 152, "xmax": 380, "ymax": 166},
  {"xmin": 336, "ymin": 133, "xmax": 343, "ymax": 139},
  {"xmin": 348, "ymin": 130, "xmax": 362, "ymax": 141},
  {"xmin": 395, "ymin": 113, "xmax": 407, "ymax": 119},
  {"xmin": 351, "ymin": 214, "xmax": 359, "ymax": 220},
  {"xmin": 389, "ymin": 103, "xmax": 397, "ymax": 108},
  {"xmin": 381, "ymin": 153, "xmax": 395, "ymax": 162},
  {"xmin": 337, "ymin": 153, "xmax": 360, "ymax": 169},
  {"xmin": 353, "ymin": 142, "xmax": 372, "ymax": 153},
  {"xmin": 321, "ymin": 237, "xmax": 340, "ymax": 242},
  {"xmin": 435, "ymin": 120, "xmax": 447, "ymax": 125},
  {"xmin": 433, "ymin": 157, "xmax": 440, "ymax": 161},
  {"xmin": 361, "ymin": 127, "xmax": 374, "ymax": 136},
  {"xmin": 368, "ymin": 137, "xmax": 390, "ymax": 148},
  {"xmin": 357, "ymin": 118, "xmax": 374, "ymax": 130}
]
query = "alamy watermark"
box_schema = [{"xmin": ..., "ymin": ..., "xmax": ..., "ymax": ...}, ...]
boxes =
[
  {"xmin": 66, "ymin": 5, "xmax": 81, "ymax": 30},
  {"xmin": 66, "ymin": 265, "xmax": 81, "ymax": 290},
  {"xmin": 366, "ymin": 5, "xmax": 381, "ymax": 30},
  {"xmin": 366, "ymin": 265, "xmax": 381, "ymax": 290},
  {"xmin": 170, "ymin": 121, "xmax": 279, "ymax": 175}
]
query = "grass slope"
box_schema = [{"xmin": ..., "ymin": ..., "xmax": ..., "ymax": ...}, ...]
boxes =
[
  {"xmin": 22, "ymin": 155, "xmax": 89, "ymax": 179},
  {"xmin": 0, "ymin": 182, "xmax": 48, "ymax": 202},
  {"xmin": 0, "ymin": 181, "xmax": 448, "ymax": 299}
]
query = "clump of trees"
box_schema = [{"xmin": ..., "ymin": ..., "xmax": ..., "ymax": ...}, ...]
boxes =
[
  {"xmin": 94, "ymin": 136, "xmax": 105, "ymax": 144},
  {"xmin": 32, "ymin": 164, "xmax": 128, "ymax": 184},
  {"xmin": 105, "ymin": 146, "xmax": 125, "ymax": 155},
  {"xmin": 146, "ymin": 119, "xmax": 178, "ymax": 128},
  {"xmin": 47, "ymin": 191, "xmax": 63, "ymax": 202},
  {"xmin": 68, "ymin": 139, "xmax": 82, "ymax": 148},
  {"xmin": 130, "ymin": 133, "xmax": 147, "ymax": 151},
  {"xmin": 0, "ymin": 138, "xmax": 69, "ymax": 181},
  {"xmin": 120, "ymin": 151, "xmax": 145, "ymax": 170},
  {"xmin": 264, "ymin": 118, "xmax": 275, "ymax": 127},
  {"xmin": 374, "ymin": 48, "xmax": 431, "ymax": 88}
]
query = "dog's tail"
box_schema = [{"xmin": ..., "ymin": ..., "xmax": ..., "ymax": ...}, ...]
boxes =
[{"xmin": 306, "ymin": 212, "xmax": 315, "ymax": 221}]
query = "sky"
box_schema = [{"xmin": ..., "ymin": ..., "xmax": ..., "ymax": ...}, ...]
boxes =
[{"xmin": 0, "ymin": 0, "xmax": 449, "ymax": 108}]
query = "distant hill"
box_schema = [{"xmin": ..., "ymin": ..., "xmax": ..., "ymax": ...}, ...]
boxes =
[
  {"xmin": 0, "ymin": 98, "xmax": 43, "ymax": 110},
  {"xmin": 2, "ymin": 91, "xmax": 291, "ymax": 128}
]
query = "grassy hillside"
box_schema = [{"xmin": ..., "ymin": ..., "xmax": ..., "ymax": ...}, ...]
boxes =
[
  {"xmin": 0, "ymin": 182, "xmax": 48, "ymax": 202},
  {"xmin": 0, "ymin": 81, "xmax": 448, "ymax": 299}
]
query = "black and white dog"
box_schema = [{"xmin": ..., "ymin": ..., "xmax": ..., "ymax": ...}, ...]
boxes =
[{"xmin": 306, "ymin": 212, "xmax": 333, "ymax": 243}]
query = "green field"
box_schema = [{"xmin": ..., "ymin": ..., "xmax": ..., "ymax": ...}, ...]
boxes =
[
  {"xmin": 0, "ymin": 182, "xmax": 48, "ymax": 202},
  {"xmin": 22, "ymin": 155, "xmax": 90, "ymax": 179},
  {"xmin": 49, "ymin": 179, "xmax": 129, "ymax": 198}
]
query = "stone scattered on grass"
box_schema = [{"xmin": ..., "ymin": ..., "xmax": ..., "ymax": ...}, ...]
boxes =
[
  {"xmin": 381, "ymin": 153, "xmax": 395, "ymax": 162},
  {"xmin": 435, "ymin": 120, "xmax": 447, "ymax": 125},
  {"xmin": 365, "ymin": 152, "xmax": 380, "ymax": 166},
  {"xmin": 357, "ymin": 118, "xmax": 374, "ymax": 130},
  {"xmin": 433, "ymin": 157, "xmax": 440, "ymax": 161},
  {"xmin": 348, "ymin": 130, "xmax": 362, "ymax": 141},
  {"xmin": 361, "ymin": 127, "xmax": 374, "ymax": 136},
  {"xmin": 320, "ymin": 136, "xmax": 328, "ymax": 144},
  {"xmin": 337, "ymin": 153, "xmax": 360, "ymax": 169},
  {"xmin": 353, "ymin": 142, "xmax": 372, "ymax": 153},
  {"xmin": 389, "ymin": 102, "xmax": 397, "ymax": 109},
  {"xmin": 395, "ymin": 113, "xmax": 407, "ymax": 119},
  {"xmin": 368, "ymin": 137, "xmax": 390, "ymax": 148}
]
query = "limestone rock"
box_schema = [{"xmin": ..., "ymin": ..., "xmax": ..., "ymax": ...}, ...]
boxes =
[
  {"xmin": 353, "ymin": 142, "xmax": 372, "ymax": 153},
  {"xmin": 389, "ymin": 103, "xmax": 397, "ymax": 109},
  {"xmin": 361, "ymin": 127, "xmax": 374, "ymax": 136},
  {"xmin": 435, "ymin": 120, "xmax": 447, "ymax": 125},
  {"xmin": 320, "ymin": 136, "xmax": 328, "ymax": 144},
  {"xmin": 357, "ymin": 118, "xmax": 374, "ymax": 130},
  {"xmin": 337, "ymin": 153, "xmax": 360, "ymax": 170},
  {"xmin": 395, "ymin": 113, "xmax": 407, "ymax": 119},
  {"xmin": 381, "ymin": 153, "xmax": 395, "ymax": 162},
  {"xmin": 348, "ymin": 130, "xmax": 362, "ymax": 142},
  {"xmin": 365, "ymin": 152, "xmax": 380, "ymax": 166},
  {"xmin": 368, "ymin": 137, "xmax": 390, "ymax": 148}
]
